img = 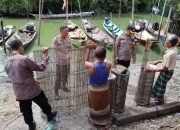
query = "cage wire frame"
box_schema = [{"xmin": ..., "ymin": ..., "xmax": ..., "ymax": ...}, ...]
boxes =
[
  {"xmin": 135, "ymin": 40, "xmax": 155, "ymax": 106},
  {"xmin": 33, "ymin": 46, "xmax": 94, "ymax": 115}
]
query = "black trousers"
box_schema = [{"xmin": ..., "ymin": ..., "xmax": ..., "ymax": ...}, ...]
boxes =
[
  {"xmin": 18, "ymin": 91, "xmax": 52, "ymax": 125},
  {"xmin": 116, "ymin": 60, "xmax": 130, "ymax": 74},
  {"xmin": 116, "ymin": 60, "xmax": 130, "ymax": 68}
]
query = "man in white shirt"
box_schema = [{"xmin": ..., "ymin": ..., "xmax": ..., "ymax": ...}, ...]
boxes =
[{"xmin": 144, "ymin": 34, "xmax": 178, "ymax": 105}]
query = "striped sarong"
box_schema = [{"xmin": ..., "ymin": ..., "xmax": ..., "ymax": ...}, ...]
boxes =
[
  {"xmin": 88, "ymin": 84, "xmax": 110, "ymax": 125},
  {"xmin": 151, "ymin": 70, "xmax": 174, "ymax": 101}
]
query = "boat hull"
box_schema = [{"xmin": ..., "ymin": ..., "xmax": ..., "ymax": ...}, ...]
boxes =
[
  {"xmin": 30, "ymin": 12, "xmax": 94, "ymax": 19},
  {"xmin": 0, "ymin": 25, "xmax": 14, "ymax": 44},
  {"xmin": 5, "ymin": 23, "xmax": 37, "ymax": 49},
  {"xmin": 103, "ymin": 18, "xmax": 123, "ymax": 38},
  {"xmin": 82, "ymin": 19, "xmax": 114, "ymax": 49}
]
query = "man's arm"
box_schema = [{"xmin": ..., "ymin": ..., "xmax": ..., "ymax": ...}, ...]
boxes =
[
  {"xmin": 131, "ymin": 44, "xmax": 136, "ymax": 64},
  {"xmin": 144, "ymin": 66, "xmax": 168, "ymax": 73},
  {"xmin": 153, "ymin": 60, "xmax": 162, "ymax": 65},
  {"xmin": 114, "ymin": 37, "xmax": 120, "ymax": 61},
  {"xmin": 25, "ymin": 48, "xmax": 49, "ymax": 71},
  {"xmin": 85, "ymin": 42, "xmax": 96, "ymax": 75}
]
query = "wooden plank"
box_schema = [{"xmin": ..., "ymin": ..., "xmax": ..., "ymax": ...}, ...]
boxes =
[{"xmin": 112, "ymin": 101, "xmax": 180, "ymax": 126}]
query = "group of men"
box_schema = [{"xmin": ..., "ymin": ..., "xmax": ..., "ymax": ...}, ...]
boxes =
[{"xmin": 4, "ymin": 24, "xmax": 179, "ymax": 129}]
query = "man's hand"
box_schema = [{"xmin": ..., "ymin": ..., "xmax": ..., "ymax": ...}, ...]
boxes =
[
  {"xmin": 153, "ymin": 60, "xmax": 162, "ymax": 65},
  {"xmin": 86, "ymin": 40, "xmax": 96, "ymax": 49},
  {"xmin": 35, "ymin": 80, "xmax": 40, "ymax": 85},
  {"xmin": 144, "ymin": 68, "xmax": 154, "ymax": 73},
  {"xmin": 42, "ymin": 47, "xmax": 48, "ymax": 55},
  {"xmin": 132, "ymin": 59, "xmax": 136, "ymax": 64}
]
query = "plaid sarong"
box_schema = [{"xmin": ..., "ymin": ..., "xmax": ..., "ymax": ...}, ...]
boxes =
[{"xmin": 151, "ymin": 70, "xmax": 174, "ymax": 101}]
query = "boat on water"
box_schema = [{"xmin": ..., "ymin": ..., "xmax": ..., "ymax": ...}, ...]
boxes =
[
  {"xmin": 0, "ymin": 25, "xmax": 15, "ymax": 44},
  {"xmin": 131, "ymin": 19, "xmax": 158, "ymax": 46},
  {"xmin": 5, "ymin": 22, "xmax": 37, "ymax": 49},
  {"xmin": 66, "ymin": 20, "xmax": 88, "ymax": 48},
  {"xmin": 82, "ymin": 19, "xmax": 114, "ymax": 49},
  {"xmin": 133, "ymin": 30, "xmax": 158, "ymax": 46},
  {"xmin": 29, "ymin": 11, "xmax": 94, "ymax": 19},
  {"xmin": 134, "ymin": 19, "xmax": 180, "ymax": 45},
  {"xmin": 103, "ymin": 17, "xmax": 123, "ymax": 38}
]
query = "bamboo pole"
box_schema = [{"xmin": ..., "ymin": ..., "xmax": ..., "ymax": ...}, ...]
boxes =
[
  {"xmin": 66, "ymin": 0, "xmax": 69, "ymax": 23},
  {"xmin": 164, "ymin": 5, "xmax": 172, "ymax": 43},
  {"xmin": 38, "ymin": 0, "xmax": 44, "ymax": 46},
  {"xmin": 119, "ymin": 0, "xmax": 122, "ymax": 19},
  {"xmin": 77, "ymin": 0, "xmax": 82, "ymax": 21},
  {"xmin": 0, "ymin": 19, "xmax": 6, "ymax": 53},
  {"xmin": 26, "ymin": 0, "xmax": 29, "ymax": 22},
  {"xmin": 132, "ymin": 0, "xmax": 135, "ymax": 25},
  {"xmin": 110, "ymin": 12, "xmax": 116, "ymax": 65},
  {"xmin": 158, "ymin": 0, "xmax": 167, "ymax": 40}
]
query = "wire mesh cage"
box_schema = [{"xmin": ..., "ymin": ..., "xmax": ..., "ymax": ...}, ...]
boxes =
[
  {"xmin": 135, "ymin": 68, "xmax": 155, "ymax": 106},
  {"xmin": 111, "ymin": 67, "xmax": 130, "ymax": 113},
  {"xmin": 108, "ymin": 73, "xmax": 117, "ymax": 114},
  {"xmin": 33, "ymin": 47, "xmax": 94, "ymax": 115},
  {"xmin": 135, "ymin": 40, "xmax": 155, "ymax": 106}
]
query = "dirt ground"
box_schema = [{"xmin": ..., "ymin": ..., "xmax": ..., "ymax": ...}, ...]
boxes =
[{"xmin": 0, "ymin": 58, "xmax": 180, "ymax": 130}]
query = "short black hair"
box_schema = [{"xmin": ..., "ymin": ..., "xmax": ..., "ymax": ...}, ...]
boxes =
[
  {"xmin": 126, "ymin": 24, "xmax": 135, "ymax": 31},
  {"xmin": 94, "ymin": 47, "xmax": 106, "ymax": 59},
  {"xmin": 9, "ymin": 39, "xmax": 23, "ymax": 50},
  {"xmin": 60, "ymin": 25, "xmax": 68, "ymax": 32},
  {"xmin": 167, "ymin": 35, "xmax": 179, "ymax": 47}
]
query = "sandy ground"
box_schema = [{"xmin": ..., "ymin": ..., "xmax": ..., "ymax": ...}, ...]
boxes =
[{"xmin": 0, "ymin": 59, "xmax": 180, "ymax": 130}]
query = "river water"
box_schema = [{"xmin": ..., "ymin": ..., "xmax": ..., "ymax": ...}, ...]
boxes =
[{"xmin": 0, "ymin": 17, "xmax": 180, "ymax": 73}]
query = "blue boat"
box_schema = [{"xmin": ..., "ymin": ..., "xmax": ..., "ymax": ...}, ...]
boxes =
[{"xmin": 103, "ymin": 17, "xmax": 123, "ymax": 38}]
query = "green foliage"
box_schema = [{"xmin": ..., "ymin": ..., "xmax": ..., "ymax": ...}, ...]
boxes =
[
  {"xmin": 0, "ymin": 0, "xmax": 37, "ymax": 16},
  {"xmin": 0, "ymin": 0, "xmax": 179, "ymax": 18},
  {"xmin": 173, "ymin": 3, "xmax": 180, "ymax": 18}
]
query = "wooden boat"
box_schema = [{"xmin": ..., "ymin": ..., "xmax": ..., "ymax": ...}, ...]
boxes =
[
  {"xmin": 66, "ymin": 20, "xmax": 87, "ymax": 48},
  {"xmin": 0, "ymin": 25, "xmax": 15, "ymax": 44},
  {"xmin": 82, "ymin": 19, "xmax": 114, "ymax": 49},
  {"xmin": 5, "ymin": 22, "xmax": 37, "ymax": 49},
  {"xmin": 29, "ymin": 11, "xmax": 94, "ymax": 19},
  {"xmin": 131, "ymin": 19, "xmax": 158, "ymax": 45},
  {"xmin": 134, "ymin": 19, "xmax": 159, "ymax": 32},
  {"xmin": 103, "ymin": 17, "xmax": 123, "ymax": 38},
  {"xmin": 148, "ymin": 28, "xmax": 180, "ymax": 44},
  {"xmin": 133, "ymin": 30, "xmax": 158, "ymax": 46},
  {"xmin": 134, "ymin": 19, "xmax": 180, "ymax": 45}
]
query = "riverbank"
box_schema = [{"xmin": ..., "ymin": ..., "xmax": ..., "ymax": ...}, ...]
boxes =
[{"xmin": 0, "ymin": 58, "xmax": 180, "ymax": 130}]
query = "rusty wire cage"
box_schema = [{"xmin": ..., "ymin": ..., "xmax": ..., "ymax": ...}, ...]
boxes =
[
  {"xmin": 135, "ymin": 68, "xmax": 155, "ymax": 106},
  {"xmin": 33, "ymin": 47, "xmax": 94, "ymax": 115},
  {"xmin": 135, "ymin": 40, "xmax": 155, "ymax": 106},
  {"xmin": 111, "ymin": 68, "xmax": 130, "ymax": 113}
]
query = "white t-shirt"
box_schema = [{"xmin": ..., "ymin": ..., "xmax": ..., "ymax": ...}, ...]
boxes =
[{"xmin": 162, "ymin": 47, "xmax": 177, "ymax": 70}]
